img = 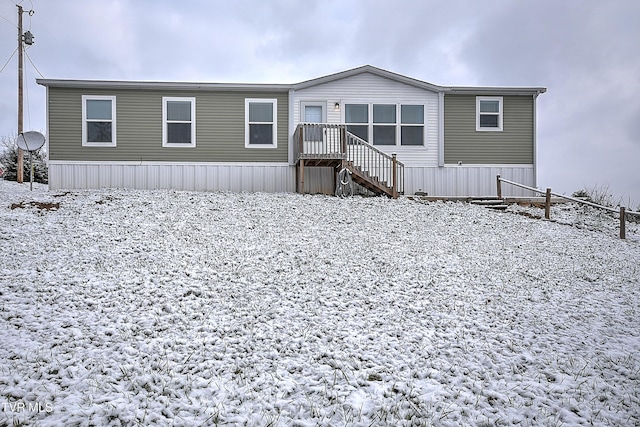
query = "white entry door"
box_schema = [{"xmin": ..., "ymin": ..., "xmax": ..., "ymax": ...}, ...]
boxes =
[
  {"xmin": 301, "ymin": 103, "xmax": 325, "ymax": 154},
  {"xmin": 302, "ymin": 103, "xmax": 324, "ymax": 141}
]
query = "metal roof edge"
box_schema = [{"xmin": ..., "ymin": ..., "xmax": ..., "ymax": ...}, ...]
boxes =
[
  {"xmin": 444, "ymin": 86, "xmax": 547, "ymax": 95},
  {"xmin": 35, "ymin": 78, "xmax": 292, "ymax": 92},
  {"xmin": 36, "ymin": 72, "xmax": 547, "ymax": 96},
  {"xmin": 291, "ymin": 65, "xmax": 445, "ymax": 92}
]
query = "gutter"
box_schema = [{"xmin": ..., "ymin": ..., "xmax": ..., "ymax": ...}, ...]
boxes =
[{"xmin": 36, "ymin": 78, "xmax": 292, "ymax": 92}]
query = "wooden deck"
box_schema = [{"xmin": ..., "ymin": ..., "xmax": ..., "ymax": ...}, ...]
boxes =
[{"xmin": 294, "ymin": 124, "xmax": 404, "ymax": 198}]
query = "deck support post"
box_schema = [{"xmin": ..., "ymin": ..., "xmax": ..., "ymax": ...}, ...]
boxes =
[
  {"xmin": 299, "ymin": 160, "xmax": 305, "ymax": 195},
  {"xmin": 620, "ymin": 206, "xmax": 626, "ymax": 239},
  {"xmin": 496, "ymin": 175, "xmax": 502, "ymax": 199},
  {"xmin": 392, "ymin": 154, "xmax": 398, "ymax": 199}
]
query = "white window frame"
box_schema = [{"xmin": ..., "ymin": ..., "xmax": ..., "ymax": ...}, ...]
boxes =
[
  {"xmin": 476, "ymin": 96, "xmax": 503, "ymax": 132},
  {"xmin": 372, "ymin": 103, "xmax": 397, "ymax": 146},
  {"xmin": 344, "ymin": 103, "xmax": 370, "ymax": 142},
  {"xmin": 343, "ymin": 102, "xmax": 427, "ymax": 147},
  {"xmin": 163, "ymin": 97, "xmax": 196, "ymax": 147},
  {"xmin": 245, "ymin": 98, "xmax": 278, "ymax": 149},
  {"xmin": 399, "ymin": 104, "xmax": 426, "ymax": 146},
  {"xmin": 82, "ymin": 95, "xmax": 116, "ymax": 147}
]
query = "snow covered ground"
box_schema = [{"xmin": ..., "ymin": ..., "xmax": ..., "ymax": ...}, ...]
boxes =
[{"xmin": 1, "ymin": 179, "xmax": 639, "ymax": 426}]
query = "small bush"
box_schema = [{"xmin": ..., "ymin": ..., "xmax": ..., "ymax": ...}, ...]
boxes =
[
  {"xmin": 0, "ymin": 134, "xmax": 48, "ymax": 184},
  {"xmin": 573, "ymin": 185, "xmax": 640, "ymax": 222}
]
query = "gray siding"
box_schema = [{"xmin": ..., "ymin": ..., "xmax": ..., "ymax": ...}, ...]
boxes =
[
  {"xmin": 48, "ymin": 87, "xmax": 289, "ymax": 162},
  {"xmin": 444, "ymin": 95, "xmax": 534, "ymax": 164}
]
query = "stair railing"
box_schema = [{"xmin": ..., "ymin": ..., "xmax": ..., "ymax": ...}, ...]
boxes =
[
  {"xmin": 344, "ymin": 131, "xmax": 404, "ymax": 197},
  {"xmin": 294, "ymin": 123, "xmax": 404, "ymax": 197}
]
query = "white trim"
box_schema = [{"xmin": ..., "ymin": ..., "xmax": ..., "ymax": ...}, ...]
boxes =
[
  {"xmin": 48, "ymin": 160, "xmax": 290, "ymax": 166},
  {"xmin": 245, "ymin": 98, "xmax": 278, "ymax": 149},
  {"xmin": 438, "ymin": 92, "xmax": 444, "ymax": 167},
  {"xmin": 533, "ymin": 93, "xmax": 539, "ymax": 188},
  {"xmin": 45, "ymin": 86, "xmax": 50, "ymax": 163},
  {"xmin": 288, "ymin": 89, "xmax": 294, "ymax": 165},
  {"xmin": 442, "ymin": 163, "xmax": 533, "ymax": 168},
  {"xmin": 82, "ymin": 95, "xmax": 117, "ymax": 147},
  {"xmin": 162, "ymin": 96, "xmax": 196, "ymax": 147},
  {"xmin": 476, "ymin": 96, "xmax": 503, "ymax": 132}
]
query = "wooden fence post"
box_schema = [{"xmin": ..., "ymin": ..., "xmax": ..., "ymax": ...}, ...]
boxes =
[
  {"xmin": 496, "ymin": 175, "xmax": 502, "ymax": 199},
  {"xmin": 620, "ymin": 207, "xmax": 626, "ymax": 239},
  {"xmin": 545, "ymin": 188, "xmax": 552, "ymax": 220}
]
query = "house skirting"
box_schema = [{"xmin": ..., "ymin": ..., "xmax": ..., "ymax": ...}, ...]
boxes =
[
  {"xmin": 298, "ymin": 165, "xmax": 535, "ymax": 197},
  {"xmin": 404, "ymin": 165, "xmax": 535, "ymax": 197},
  {"xmin": 49, "ymin": 161, "xmax": 534, "ymax": 197},
  {"xmin": 48, "ymin": 161, "xmax": 295, "ymax": 192}
]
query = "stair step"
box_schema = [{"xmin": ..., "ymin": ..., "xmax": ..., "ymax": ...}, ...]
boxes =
[{"xmin": 471, "ymin": 199, "xmax": 505, "ymax": 205}]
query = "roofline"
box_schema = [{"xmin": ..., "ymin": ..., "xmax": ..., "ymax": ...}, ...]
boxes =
[
  {"xmin": 36, "ymin": 66, "xmax": 546, "ymax": 96},
  {"xmin": 36, "ymin": 79, "xmax": 291, "ymax": 92},
  {"xmin": 292, "ymin": 65, "xmax": 546, "ymax": 95},
  {"xmin": 445, "ymin": 86, "xmax": 547, "ymax": 95},
  {"xmin": 291, "ymin": 65, "xmax": 444, "ymax": 92}
]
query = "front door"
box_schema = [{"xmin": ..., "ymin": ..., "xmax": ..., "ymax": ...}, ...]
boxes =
[
  {"xmin": 302, "ymin": 103, "xmax": 324, "ymax": 141},
  {"xmin": 301, "ymin": 103, "xmax": 326, "ymax": 155}
]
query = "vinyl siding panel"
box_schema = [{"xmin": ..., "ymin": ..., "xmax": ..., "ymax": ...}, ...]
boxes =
[
  {"xmin": 444, "ymin": 95, "xmax": 534, "ymax": 164},
  {"xmin": 293, "ymin": 73, "xmax": 439, "ymax": 167},
  {"xmin": 48, "ymin": 87, "xmax": 288, "ymax": 162}
]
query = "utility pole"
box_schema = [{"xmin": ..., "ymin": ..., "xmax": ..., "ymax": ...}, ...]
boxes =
[{"xmin": 17, "ymin": 5, "xmax": 24, "ymax": 183}]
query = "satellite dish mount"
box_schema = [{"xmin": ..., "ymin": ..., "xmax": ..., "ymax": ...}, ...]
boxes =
[{"xmin": 16, "ymin": 131, "xmax": 46, "ymax": 191}]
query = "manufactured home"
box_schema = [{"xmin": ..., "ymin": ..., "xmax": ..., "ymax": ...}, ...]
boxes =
[{"xmin": 37, "ymin": 65, "xmax": 545, "ymax": 196}]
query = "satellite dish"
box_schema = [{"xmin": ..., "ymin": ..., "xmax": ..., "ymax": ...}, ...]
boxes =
[{"xmin": 17, "ymin": 131, "xmax": 46, "ymax": 152}]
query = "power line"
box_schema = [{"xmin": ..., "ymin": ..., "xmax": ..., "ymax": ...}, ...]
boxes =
[
  {"xmin": 0, "ymin": 47, "xmax": 17, "ymax": 74},
  {"xmin": 0, "ymin": 11, "xmax": 16, "ymax": 28},
  {"xmin": 25, "ymin": 49, "xmax": 44, "ymax": 78},
  {"xmin": 25, "ymin": 56, "xmax": 31, "ymax": 128}
]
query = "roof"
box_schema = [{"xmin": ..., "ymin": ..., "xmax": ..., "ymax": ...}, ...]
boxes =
[
  {"xmin": 34, "ymin": 79, "xmax": 291, "ymax": 92},
  {"xmin": 36, "ymin": 65, "xmax": 546, "ymax": 95},
  {"xmin": 291, "ymin": 65, "xmax": 445, "ymax": 92}
]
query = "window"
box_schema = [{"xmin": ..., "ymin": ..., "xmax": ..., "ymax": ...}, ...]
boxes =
[
  {"xmin": 476, "ymin": 96, "xmax": 503, "ymax": 131},
  {"xmin": 246, "ymin": 99, "xmax": 277, "ymax": 148},
  {"xmin": 163, "ymin": 97, "xmax": 196, "ymax": 147},
  {"xmin": 344, "ymin": 103, "xmax": 426, "ymax": 146},
  {"xmin": 82, "ymin": 95, "xmax": 116, "ymax": 147},
  {"xmin": 373, "ymin": 104, "xmax": 396, "ymax": 145},
  {"xmin": 345, "ymin": 104, "xmax": 368, "ymax": 142},
  {"xmin": 400, "ymin": 105, "xmax": 424, "ymax": 145}
]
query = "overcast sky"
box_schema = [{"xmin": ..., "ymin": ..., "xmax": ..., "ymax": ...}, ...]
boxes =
[{"xmin": 1, "ymin": 0, "xmax": 639, "ymax": 206}]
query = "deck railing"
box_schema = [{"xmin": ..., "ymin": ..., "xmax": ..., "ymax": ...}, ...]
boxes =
[
  {"xmin": 294, "ymin": 123, "xmax": 346, "ymax": 160},
  {"xmin": 294, "ymin": 123, "xmax": 404, "ymax": 196}
]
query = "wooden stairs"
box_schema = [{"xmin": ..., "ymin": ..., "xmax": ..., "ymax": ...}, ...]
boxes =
[
  {"xmin": 469, "ymin": 197, "xmax": 508, "ymax": 210},
  {"xmin": 294, "ymin": 123, "xmax": 404, "ymax": 198},
  {"xmin": 343, "ymin": 162, "xmax": 397, "ymax": 198}
]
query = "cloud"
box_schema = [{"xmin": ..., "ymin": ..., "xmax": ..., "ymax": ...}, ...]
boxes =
[{"xmin": 0, "ymin": 0, "xmax": 637, "ymax": 205}]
